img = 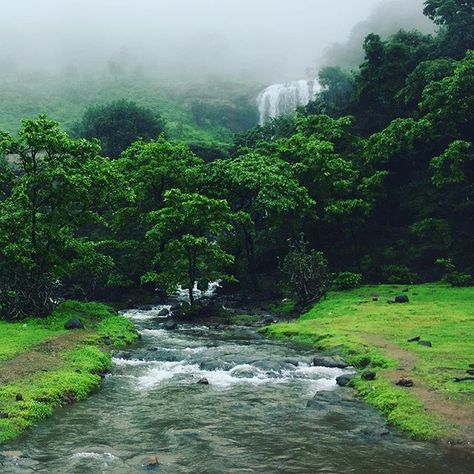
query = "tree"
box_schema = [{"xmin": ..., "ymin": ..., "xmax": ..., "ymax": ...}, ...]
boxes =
[
  {"xmin": 108, "ymin": 137, "xmax": 204, "ymax": 292},
  {"xmin": 144, "ymin": 189, "xmax": 235, "ymax": 306},
  {"xmin": 281, "ymin": 236, "xmax": 330, "ymax": 305},
  {"xmin": 75, "ymin": 100, "xmax": 166, "ymax": 159},
  {"xmin": 0, "ymin": 116, "xmax": 116, "ymax": 319},
  {"xmin": 423, "ymin": 0, "xmax": 474, "ymax": 58},
  {"xmin": 206, "ymin": 152, "xmax": 314, "ymax": 289}
]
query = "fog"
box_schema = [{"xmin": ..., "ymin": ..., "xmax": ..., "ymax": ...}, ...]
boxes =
[{"xmin": 0, "ymin": 0, "xmax": 433, "ymax": 82}]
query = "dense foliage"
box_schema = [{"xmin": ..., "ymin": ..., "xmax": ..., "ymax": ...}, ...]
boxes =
[{"xmin": 0, "ymin": 0, "xmax": 472, "ymax": 319}]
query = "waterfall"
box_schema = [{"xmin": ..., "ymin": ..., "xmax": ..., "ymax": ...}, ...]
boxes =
[{"xmin": 257, "ymin": 79, "xmax": 320, "ymax": 125}]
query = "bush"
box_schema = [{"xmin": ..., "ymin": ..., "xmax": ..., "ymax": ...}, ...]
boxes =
[
  {"xmin": 281, "ymin": 236, "xmax": 330, "ymax": 304},
  {"xmin": 446, "ymin": 271, "xmax": 472, "ymax": 287},
  {"xmin": 436, "ymin": 258, "xmax": 472, "ymax": 287},
  {"xmin": 381, "ymin": 265, "xmax": 418, "ymax": 284},
  {"xmin": 333, "ymin": 272, "xmax": 363, "ymax": 290}
]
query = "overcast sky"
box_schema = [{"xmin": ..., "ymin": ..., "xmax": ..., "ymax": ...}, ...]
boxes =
[{"xmin": 0, "ymin": 0, "xmax": 433, "ymax": 82}]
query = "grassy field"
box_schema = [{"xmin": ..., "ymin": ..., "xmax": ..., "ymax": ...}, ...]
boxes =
[
  {"xmin": 0, "ymin": 301, "xmax": 138, "ymax": 443},
  {"xmin": 265, "ymin": 284, "xmax": 474, "ymax": 442}
]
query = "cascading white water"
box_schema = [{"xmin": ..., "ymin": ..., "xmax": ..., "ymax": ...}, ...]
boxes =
[{"xmin": 257, "ymin": 79, "xmax": 320, "ymax": 124}]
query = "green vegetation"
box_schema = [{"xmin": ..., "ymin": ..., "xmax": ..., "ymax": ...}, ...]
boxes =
[
  {"xmin": 265, "ymin": 284, "xmax": 474, "ymax": 440},
  {"xmin": 1, "ymin": 1, "xmax": 472, "ymax": 317},
  {"xmin": 0, "ymin": 301, "xmax": 138, "ymax": 443},
  {"xmin": 74, "ymin": 99, "xmax": 166, "ymax": 159},
  {"xmin": 0, "ymin": 75, "xmax": 260, "ymax": 148}
]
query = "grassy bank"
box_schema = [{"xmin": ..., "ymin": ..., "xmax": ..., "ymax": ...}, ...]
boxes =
[
  {"xmin": 0, "ymin": 301, "xmax": 138, "ymax": 443},
  {"xmin": 265, "ymin": 284, "xmax": 474, "ymax": 442}
]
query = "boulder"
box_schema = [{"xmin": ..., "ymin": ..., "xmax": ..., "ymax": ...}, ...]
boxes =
[
  {"xmin": 157, "ymin": 308, "xmax": 169, "ymax": 317},
  {"xmin": 163, "ymin": 320, "xmax": 178, "ymax": 330},
  {"xmin": 394, "ymin": 295, "xmax": 409, "ymax": 304},
  {"xmin": 418, "ymin": 340, "xmax": 432, "ymax": 347},
  {"xmin": 64, "ymin": 318, "xmax": 84, "ymax": 330},
  {"xmin": 197, "ymin": 377, "xmax": 209, "ymax": 385},
  {"xmin": 361, "ymin": 371, "xmax": 376, "ymax": 381},
  {"xmin": 336, "ymin": 374, "xmax": 354, "ymax": 387},
  {"xmin": 313, "ymin": 355, "xmax": 348, "ymax": 369},
  {"xmin": 396, "ymin": 378, "xmax": 414, "ymax": 387}
]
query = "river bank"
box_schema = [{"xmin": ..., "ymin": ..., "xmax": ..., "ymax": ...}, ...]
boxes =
[
  {"xmin": 264, "ymin": 283, "xmax": 474, "ymax": 451},
  {"xmin": 0, "ymin": 301, "xmax": 138, "ymax": 444}
]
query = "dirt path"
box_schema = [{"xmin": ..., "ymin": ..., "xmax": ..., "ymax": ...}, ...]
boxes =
[
  {"xmin": 362, "ymin": 333, "xmax": 474, "ymax": 449},
  {"xmin": 0, "ymin": 331, "xmax": 93, "ymax": 385}
]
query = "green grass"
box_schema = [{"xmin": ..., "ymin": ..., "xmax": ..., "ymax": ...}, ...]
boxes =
[
  {"xmin": 265, "ymin": 284, "xmax": 474, "ymax": 440},
  {"xmin": 0, "ymin": 301, "xmax": 138, "ymax": 443}
]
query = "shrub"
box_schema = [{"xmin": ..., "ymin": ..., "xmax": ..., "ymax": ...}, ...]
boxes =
[
  {"xmin": 381, "ymin": 265, "xmax": 418, "ymax": 284},
  {"xmin": 333, "ymin": 272, "xmax": 363, "ymax": 290},
  {"xmin": 446, "ymin": 271, "xmax": 472, "ymax": 287},
  {"xmin": 281, "ymin": 236, "xmax": 330, "ymax": 304}
]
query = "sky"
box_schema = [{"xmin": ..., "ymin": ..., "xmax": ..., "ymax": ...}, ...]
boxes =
[{"xmin": 0, "ymin": 0, "xmax": 434, "ymax": 82}]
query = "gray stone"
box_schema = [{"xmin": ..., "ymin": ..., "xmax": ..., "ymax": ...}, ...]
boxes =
[
  {"xmin": 312, "ymin": 356, "xmax": 348, "ymax": 369},
  {"xmin": 394, "ymin": 295, "xmax": 409, "ymax": 303},
  {"xmin": 336, "ymin": 374, "xmax": 354, "ymax": 387},
  {"xmin": 64, "ymin": 318, "xmax": 84, "ymax": 330}
]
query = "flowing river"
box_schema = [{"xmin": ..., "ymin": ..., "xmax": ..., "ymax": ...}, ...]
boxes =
[{"xmin": 1, "ymin": 305, "xmax": 471, "ymax": 473}]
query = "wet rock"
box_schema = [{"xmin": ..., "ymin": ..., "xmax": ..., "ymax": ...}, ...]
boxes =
[
  {"xmin": 336, "ymin": 374, "xmax": 354, "ymax": 387},
  {"xmin": 253, "ymin": 360, "xmax": 295, "ymax": 372},
  {"xmin": 396, "ymin": 378, "xmax": 414, "ymax": 387},
  {"xmin": 163, "ymin": 320, "xmax": 178, "ymax": 330},
  {"xmin": 197, "ymin": 377, "xmax": 209, "ymax": 385},
  {"xmin": 307, "ymin": 389, "xmax": 359, "ymax": 409},
  {"xmin": 394, "ymin": 295, "xmax": 409, "ymax": 304},
  {"xmin": 407, "ymin": 336, "xmax": 420, "ymax": 343},
  {"xmin": 148, "ymin": 347, "xmax": 159, "ymax": 352},
  {"xmin": 312, "ymin": 355, "xmax": 348, "ymax": 369},
  {"xmin": 262, "ymin": 316, "xmax": 276, "ymax": 325},
  {"xmin": 114, "ymin": 351, "xmax": 132, "ymax": 359},
  {"xmin": 418, "ymin": 340, "xmax": 432, "ymax": 347},
  {"xmin": 64, "ymin": 318, "xmax": 84, "ymax": 330},
  {"xmin": 62, "ymin": 391, "xmax": 76, "ymax": 404},
  {"xmin": 146, "ymin": 456, "xmax": 160, "ymax": 470},
  {"xmin": 15, "ymin": 394, "xmax": 23, "ymax": 402},
  {"xmin": 157, "ymin": 308, "xmax": 169, "ymax": 317},
  {"xmin": 361, "ymin": 371, "xmax": 377, "ymax": 381}
]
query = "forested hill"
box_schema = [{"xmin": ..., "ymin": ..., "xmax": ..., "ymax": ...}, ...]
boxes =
[
  {"xmin": 0, "ymin": 74, "xmax": 261, "ymax": 148},
  {"xmin": 0, "ymin": 0, "xmax": 473, "ymax": 321}
]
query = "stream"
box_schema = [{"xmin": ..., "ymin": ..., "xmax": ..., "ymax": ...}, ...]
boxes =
[{"xmin": 1, "ymin": 304, "xmax": 471, "ymax": 473}]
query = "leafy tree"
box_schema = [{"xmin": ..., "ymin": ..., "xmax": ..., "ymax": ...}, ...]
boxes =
[
  {"xmin": 75, "ymin": 99, "xmax": 166, "ymax": 159},
  {"xmin": 309, "ymin": 66, "xmax": 355, "ymax": 117},
  {"xmin": 109, "ymin": 137, "xmax": 204, "ymax": 291},
  {"xmin": 206, "ymin": 152, "xmax": 313, "ymax": 288},
  {"xmin": 0, "ymin": 116, "xmax": 116, "ymax": 319},
  {"xmin": 143, "ymin": 189, "xmax": 234, "ymax": 305},
  {"xmin": 281, "ymin": 236, "xmax": 330, "ymax": 304},
  {"xmin": 423, "ymin": 0, "xmax": 474, "ymax": 58}
]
